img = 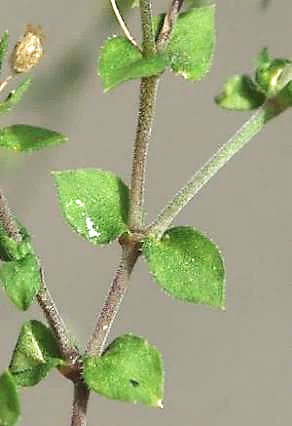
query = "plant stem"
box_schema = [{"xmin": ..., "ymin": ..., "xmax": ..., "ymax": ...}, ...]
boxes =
[
  {"xmin": 87, "ymin": 243, "xmax": 139, "ymax": 356},
  {"xmin": 129, "ymin": 76, "xmax": 159, "ymax": 229},
  {"xmin": 37, "ymin": 269, "xmax": 79, "ymax": 361},
  {"xmin": 71, "ymin": 382, "xmax": 90, "ymax": 426},
  {"xmin": 157, "ymin": 0, "xmax": 185, "ymax": 50},
  {"xmin": 0, "ymin": 190, "xmax": 21, "ymax": 242},
  {"xmin": 149, "ymin": 101, "xmax": 284, "ymax": 239},
  {"xmin": 139, "ymin": 0, "xmax": 155, "ymax": 57}
]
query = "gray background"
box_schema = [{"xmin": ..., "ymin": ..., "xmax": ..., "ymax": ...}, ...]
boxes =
[{"xmin": 0, "ymin": 0, "xmax": 291, "ymax": 424}]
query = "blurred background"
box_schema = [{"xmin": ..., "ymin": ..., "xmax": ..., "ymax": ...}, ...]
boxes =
[{"xmin": 0, "ymin": 0, "xmax": 291, "ymax": 424}]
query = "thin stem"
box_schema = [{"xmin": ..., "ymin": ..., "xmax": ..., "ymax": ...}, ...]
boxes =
[
  {"xmin": 149, "ymin": 101, "xmax": 284, "ymax": 238},
  {"xmin": 0, "ymin": 190, "xmax": 21, "ymax": 242},
  {"xmin": 71, "ymin": 382, "xmax": 90, "ymax": 426},
  {"xmin": 129, "ymin": 76, "xmax": 159, "ymax": 229},
  {"xmin": 37, "ymin": 269, "xmax": 79, "ymax": 361},
  {"xmin": 157, "ymin": 0, "xmax": 184, "ymax": 51},
  {"xmin": 140, "ymin": 0, "xmax": 155, "ymax": 57},
  {"xmin": 109, "ymin": 0, "xmax": 142, "ymax": 52},
  {"xmin": 87, "ymin": 243, "xmax": 139, "ymax": 356}
]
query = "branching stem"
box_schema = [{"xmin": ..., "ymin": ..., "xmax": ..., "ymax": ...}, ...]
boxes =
[
  {"xmin": 157, "ymin": 0, "xmax": 185, "ymax": 50},
  {"xmin": 148, "ymin": 100, "xmax": 286, "ymax": 239}
]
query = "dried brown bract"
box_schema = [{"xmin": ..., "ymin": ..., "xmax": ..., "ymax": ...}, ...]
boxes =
[{"xmin": 10, "ymin": 24, "xmax": 44, "ymax": 74}]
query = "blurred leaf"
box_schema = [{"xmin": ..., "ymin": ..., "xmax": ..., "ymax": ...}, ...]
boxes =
[
  {"xmin": 83, "ymin": 334, "xmax": 164, "ymax": 407},
  {"xmin": 143, "ymin": 226, "xmax": 225, "ymax": 309},
  {"xmin": 0, "ymin": 125, "xmax": 68, "ymax": 152},
  {"xmin": 53, "ymin": 169, "xmax": 129, "ymax": 245},
  {"xmin": 162, "ymin": 5, "xmax": 215, "ymax": 80},
  {"xmin": 215, "ymin": 74, "xmax": 265, "ymax": 111},
  {"xmin": 0, "ymin": 223, "xmax": 33, "ymax": 262},
  {"xmin": 255, "ymin": 47, "xmax": 270, "ymax": 69},
  {"xmin": 0, "ymin": 79, "xmax": 32, "ymax": 114},
  {"xmin": 255, "ymin": 57, "xmax": 291, "ymax": 96},
  {"xmin": 10, "ymin": 320, "xmax": 62, "ymax": 387},
  {"xmin": 0, "ymin": 253, "xmax": 41, "ymax": 310},
  {"xmin": 0, "ymin": 32, "xmax": 9, "ymax": 74},
  {"xmin": 0, "ymin": 370, "xmax": 20, "ymax": 426},
  {"xmin": 98, "ymin": 36, "xmax": 169, "ymax": 91}
]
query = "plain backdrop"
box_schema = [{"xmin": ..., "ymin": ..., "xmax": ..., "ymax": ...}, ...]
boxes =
[{"xmin": 0, "ymin": 0, "xmax": 291, "ymax": 425}]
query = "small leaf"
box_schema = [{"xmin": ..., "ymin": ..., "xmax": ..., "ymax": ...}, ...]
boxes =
[
  {"xmin": 255, "ymin": 57, "xmax": 291, "ymax": 96},
  {"xmin": 215, "ymin": 74, "xmax": 265, "ymax": 111},
  {"xmin": 98, "ymin": 36, "xmax": 169, "ymax": 91},
  {"xmin": 83, "ymin": 334, "xmax": 164, "ymax": 407},
  {"xmin": 164, "ymin": 5, "xmax": 215, "ymax": 80},
  {"xmin": 0, "ymin": 125, "xmax": 68, "ymax": 152},
  {"xmin": 0, "ymin": 223, "xmax": 33, "ymax": 262},
  {"xmin": 0, "ymin": 32, "xmax": 9, "ymax": 74},
  {"xmin": 53, "ymin": 169, "xmax": 129, "ymax": 245},
  {"xmin": 143, "ymin": 226, "xmax": 225, "ymax": 309},
  {"xmin": 0, "ymin": 253, "xmax": 41, "ymax": 310},
  {"xmin": 255, "ymin": 47, "xmax": 270, "ymax": 69},
  {"xmin": 9, "ymin": 320, "xmax": 62, "ymax": 387},
  {"xmin": 0, "ymin": 370, "xmax": 20, "ymax": 426},
  {"xmin": 0, "ymin": 79, "xmax": 32, "ymax": 115}
]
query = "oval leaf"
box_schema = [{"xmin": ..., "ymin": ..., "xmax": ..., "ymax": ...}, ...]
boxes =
[
  {"xmin": 53, "ymin": 169, "xmax": 129, "ymax": 245},
  {"xmin": 98, "ymin": 36, "xmax": 169, "ymax": 92},
  {"xmin": 215, "ymin": 74, "xmax": 265, "ymax": 111},
  {"xmin": 9, "ymin": 320, "xmax": 62, "ymax": 387},
  {"xmin": 0, "ymin": 79, "xmax": 32, "ymax": 115},
  {"xmin": 83, "ymin": 334, "xmax": 164, "ymax": 407},
  {"xmin": 143, "ymin": 226, "xmax": 225, "ymax": 309},
  {"xmin": 0, "ymin": 223, "xmax": 33, "ymax": 262},
  {"xmin": 165, "ymin": 5, "xmax": 215, "ymax": 80},
  {"xmin": 0, "ymin": 125, "xmax": 68, "ymax": 152},
  {"xmin": 0, "ymin": 370, "xmax": 20, "ymax": 426},
  {"xmin": 0, "ymin": 253, "xmax": 41, "ymax": 310}
]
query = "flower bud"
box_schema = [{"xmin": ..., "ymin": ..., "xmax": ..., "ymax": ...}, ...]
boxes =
[{"xmin": 10, "ymin": 25, "xmax": 44, "ymax": 74}]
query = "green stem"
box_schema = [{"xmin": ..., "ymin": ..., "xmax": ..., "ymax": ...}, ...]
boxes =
[
  {"xmin": 139, "ymin": 0, "xmax": 155, "ymax": 57},
  {"xmin": 129, "ymin": 76, "xmax": 159, "ymax": 229},
  {"xmin": 149, "ymin": 101, "xmax": 283, "ymax": 238}
]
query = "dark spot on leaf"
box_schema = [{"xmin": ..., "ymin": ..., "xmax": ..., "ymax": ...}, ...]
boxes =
[{"xmin": 129, "ymin": 379, "xmax": 139, "ymax": 387}]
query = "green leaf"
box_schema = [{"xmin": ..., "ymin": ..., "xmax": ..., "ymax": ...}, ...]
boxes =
[
  {"xmin": 0, "ymin": 370, "xmax": 20, "ymax": 426},
  {"xmin": 9, "ymin": 320, "xmax": 62, "ymax": 387},
  {"xmin": 164, "ymin": 5, "xmax": 215, "ymax": 80},
  {"xmin": 53, "ymin": 169, "xmax": 129, "ymax": 245},
  {"xmin": 83, "ymin": 334, "xmax": 164, "ymax": 407},
  {"xmin": 0, "ymin": 253, "xmax": 41, "ymax": 310},
  {"xmin": 255, "ymin": 57, "xmax": 291, "ymax": 96},
  {"xmin": 98, "ymin": 36, "xmax": 169, "ymax": 92},
  {"xmin": 0, "ymin": 223, "xmax": 33, "ymax": 262},
  {"xmin": 0, "ymin": 32, "xmax": 9, "ymax": 74},
  {"xmin": 255, "ymin": 47, "xmax": 270, "ymax": 69},
  {"xmin": 215, "ymin": 74, "xmax": 265, "ymax": 111},
  {"xmin": 0, "ymin": 79, "xmax": 32, "ymax": 115},
  {"xmin": 0, "ymin": 125, "xmax": 68, "ymax": 152},
  {"xmin": 143, "ymin": 226, "xmax": 225, "ymax": 309}
]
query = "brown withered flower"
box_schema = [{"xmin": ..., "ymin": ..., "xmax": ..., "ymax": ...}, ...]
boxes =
[{"xmin": 10, "ymin": 24, "xmax": 44, "ymax": 74}]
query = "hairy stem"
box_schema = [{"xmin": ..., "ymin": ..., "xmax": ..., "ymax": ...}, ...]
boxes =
[
  {"xmin": 149, "ymin": 101, "xmax": 284, "ymax": 238},
  {"xmin": 0, "ymin": 190, "xmax": 21, "ymax": 242},
  {"xmin": 71, "ymin": 382, "xmax": 90, "ymax": 426},
  {"xmin": 140, "ymin": 0, "xmax": 155, "ymax": 57},
  {"xmin": 87, "ymin": 243, "xmax": 139, "ymax": 356},
  {"xmin": 129, "ymin": 76, "xmax": 159, "ymax": 229},
  {"xmin": 157, "ymin": 0, "xmax": 185, "ymax": 50},
  {"xmin": 37, "ymin": 269, "xmax": 79, "ymax": 361}
]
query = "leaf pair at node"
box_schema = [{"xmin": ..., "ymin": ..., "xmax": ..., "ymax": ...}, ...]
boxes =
[
  {"xmin": 54, "ymin": 168, "xmax": 225, "ymax": 310},
  {"xmin": 0, "ymin": 320, "xmax": 63, "ymax": 426},
  {"xmin": 215, "ymin": 48, "xmax": 292, "ymax": 111},
  {"xmin": 98, "ymin": 5, "xmax": 215, "ymax": 91}
]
